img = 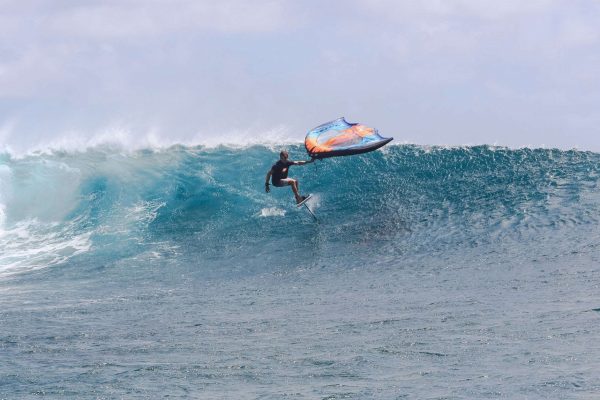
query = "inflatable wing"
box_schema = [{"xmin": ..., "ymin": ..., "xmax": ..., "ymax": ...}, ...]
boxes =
[{"xmin": 305, "ymin": 117, "xmax": 393, "ymax": 159}]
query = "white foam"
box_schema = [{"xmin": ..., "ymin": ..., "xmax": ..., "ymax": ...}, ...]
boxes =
[
  {"xmin": 0, "ymin": 203, "xmax": 6, "ymax": 232},
  {"xmin": 0, "ymin": 164, "xmax": 12, "ymax": 233},
  {"xmin": 125, "ymin": 200, "xmax": 166, "ymax": 225},
  {"xmin": 0, "ymin": 218, "xmax": 92, "ymax": 277},
  {"xmin": 258, "ymin": 207, "xmax": 286, "ymax": 217}
]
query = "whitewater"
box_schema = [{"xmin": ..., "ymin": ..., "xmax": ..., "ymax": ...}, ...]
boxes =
[{"xmin": 1, "ymin": 144, "xmax": 600, "ymax": 398}]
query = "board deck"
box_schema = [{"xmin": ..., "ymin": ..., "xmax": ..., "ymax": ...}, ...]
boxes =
[{"xmin": 296, "ymin": 194, "xmax": 313, "ymax": 207}]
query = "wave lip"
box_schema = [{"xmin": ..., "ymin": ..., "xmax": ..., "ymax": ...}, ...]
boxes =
[{"xmin": 0, "ymin": 124, "xmax": 303, "ymax": 159}]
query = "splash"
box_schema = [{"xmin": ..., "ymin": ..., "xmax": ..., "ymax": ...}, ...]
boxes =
[{"xmin": 258, "ymin": 207, "xmax": 286, "ymax": 217}]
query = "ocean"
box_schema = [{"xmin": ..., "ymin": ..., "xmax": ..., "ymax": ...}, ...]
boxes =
[{"xmin": 1, "ymin": 144, "xmax": 599, "ymax": 399}]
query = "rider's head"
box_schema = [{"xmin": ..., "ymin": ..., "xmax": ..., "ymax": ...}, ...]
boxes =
[{"xmin": 279, "ymin": 150, "xmax": 288, "ymax": 160}]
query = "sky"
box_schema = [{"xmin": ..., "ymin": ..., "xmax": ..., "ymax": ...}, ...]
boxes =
[{"xmin": 1, "ymin": 0, "xmax": 600, "ymax": 153}]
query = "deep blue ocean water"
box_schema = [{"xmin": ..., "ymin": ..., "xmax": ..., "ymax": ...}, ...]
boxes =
[{"xmin": 1, "ymin": 144, "xmax": 600, "ymax": 399}]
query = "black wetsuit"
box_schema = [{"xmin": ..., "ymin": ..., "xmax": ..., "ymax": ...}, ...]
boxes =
[{"xmin": 271, "ymin": 160, "xmax": 294, "ymax": 186}]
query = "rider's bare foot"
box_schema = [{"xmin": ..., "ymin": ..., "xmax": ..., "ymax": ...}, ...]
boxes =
[{"xmin": 296, "ymin": 195, "xmax": 307, "ymax": 204}]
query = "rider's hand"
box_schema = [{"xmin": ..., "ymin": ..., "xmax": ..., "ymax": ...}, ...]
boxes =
[{"xmin": 265, "ymin": 183, "xmax": 270, "ymax": 193}]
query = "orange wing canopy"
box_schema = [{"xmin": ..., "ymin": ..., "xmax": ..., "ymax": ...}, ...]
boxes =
[{"xmin": 305, "ymin": 117, "xmax": 393, "ymax": 159}]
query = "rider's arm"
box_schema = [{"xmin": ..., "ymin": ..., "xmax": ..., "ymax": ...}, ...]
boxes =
[
  {"xmin": 265, "ymin": 169, "xmax": 272, "ymax": 192},
  {"xmin": 292, "ymin": 159, "xmax": 315, "ymax": 166}
]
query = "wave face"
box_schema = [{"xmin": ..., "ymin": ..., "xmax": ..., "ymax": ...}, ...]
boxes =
[
  {"xmin": 2, "ymin": 145, "xmax": 600, "ymax": 398},
  {"xmin": 2, "ymin": 144, "xmax": 599, "ymax": 276}
]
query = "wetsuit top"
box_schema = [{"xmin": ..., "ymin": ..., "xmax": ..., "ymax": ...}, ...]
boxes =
[{"xmin": 271, "ymin": 160, "xmax": 294, "ymax": 185}]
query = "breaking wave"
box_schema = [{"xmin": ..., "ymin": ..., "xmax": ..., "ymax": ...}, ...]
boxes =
[{"xmin": 1, "ymin": 144, "xmax": 599, "ymax": 277}]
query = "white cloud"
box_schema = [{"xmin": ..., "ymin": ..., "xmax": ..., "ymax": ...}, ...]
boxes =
[
  {"xmin": 358, "ymin": 0, "xmax": 557, "ymax": 20},
  {"xmin": 10, "ymin": 0, "xmax": 291, "ymax": 39},
  {"xmin": 558, "ymin": 17, "xmax": 600, "ymax": 47},
  {"xmin": 1, "ymin": 0, "xmax": 600, "ymax": 151}
]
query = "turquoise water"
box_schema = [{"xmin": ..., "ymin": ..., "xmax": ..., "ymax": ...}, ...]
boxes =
[{"xmin": 1, "ymin": 145, "xmax": 600, "ymax": 398}]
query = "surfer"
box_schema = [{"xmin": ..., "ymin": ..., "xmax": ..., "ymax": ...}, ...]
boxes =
[{"xmin": 265, "ymin": 150, "xmax": 313, "ymax": 204}]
